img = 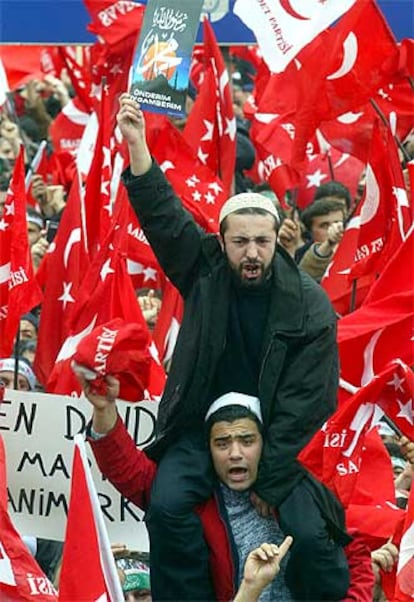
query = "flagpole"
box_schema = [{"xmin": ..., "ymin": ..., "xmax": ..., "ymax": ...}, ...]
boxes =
[
  {"xmin": 369, "ymin": 98, "xmax": 411, "ymax": 163},
  {"xmin": 349, "ymin": 279, "xmax": 357, "ymax": 313},
  {"xmin": 13, "ymin": 326, "xmax": 20, "ymax": 390}
]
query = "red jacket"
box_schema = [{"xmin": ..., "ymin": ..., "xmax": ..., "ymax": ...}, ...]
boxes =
[{"xmin": 89, "ymin": 416, "xmax": 375, "ymax": 601}]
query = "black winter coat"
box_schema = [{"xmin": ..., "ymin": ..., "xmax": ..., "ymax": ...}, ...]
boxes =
[{"xmin": 122, "ymin": 161, "xmax": 340, "ymax": 508}]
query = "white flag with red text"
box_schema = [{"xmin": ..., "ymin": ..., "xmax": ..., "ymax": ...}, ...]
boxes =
[{"xmin": 234, "ymin": 0, "xmax": 357, "ymax": 73}]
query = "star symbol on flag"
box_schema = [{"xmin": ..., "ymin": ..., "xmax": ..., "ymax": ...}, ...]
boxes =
[
  {"xmin": 103, "ymin": 200, "xmax": 113, "ymax": 215},
  {"xmin": 224, "ymin": 117, "xmax": 237, "ymax": 141},
  {"xmin": 396, "ymin": 398, "xmax": 414, "ymax": 425},
  {"xmin": 100, "ymin": 258, "xmax": 115, "ymax": 281},
  {"xmin": 387, "ymin": 372, "xmax": 405, "ymax": 392},
  {"xmin": 204, "ymin": 191, "xmax": 215, "ymax": 205},
  {"xmin": 143, "ymin": 266, "xmax": 157, "ymax": 282},
  {"xmin": 101, "ymin": 180, "xmax": 110, "ymax": 197},
  {"xmin": 306, "ymin": 169, "xmax": 327, "ymax": 189},
  {"xmin": 4, "ymin": 202, "xmax": 14, "ymax": 216},
  {"xmin": 0, "ymin": 219, "xmax": 8, "ymax": 231},
  {"xmin": 201, "ymin": 120, "xmax": 214, "ymax": 142},
  {"xmin": 197, "ymin": 148, "xmax": 208, "ymax": 164},
  {"xmin": 58, "ymin": 282, "xmax": 75, "ymax": 309},
  {"xmin": 192, "ymin": 190, "xmax": 202, "ymax": 202},
  {"xmin": 208, "ymin": 182, "xmax": 223, "ymax": 195},
  {"xmin": 186, "ymin": 176, "xmax": 198, "ymax": 188},
  {"xmin": 90, "ymin": 82, "xmax": 102, "ymax": 101},
  {"xmin": 110, "ymin": 63, "xmax": 123, "ymax": 76}
]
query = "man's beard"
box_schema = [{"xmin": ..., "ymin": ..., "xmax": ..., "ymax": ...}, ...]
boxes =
[{"xmin": 229, "ymin": 258, "xmax": 273, "ymax": 288}]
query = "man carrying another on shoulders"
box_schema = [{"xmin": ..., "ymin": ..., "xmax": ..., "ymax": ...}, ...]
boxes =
[{"xmin": 114, "ymin": 95, "xmax": 350, "ymax": 601}]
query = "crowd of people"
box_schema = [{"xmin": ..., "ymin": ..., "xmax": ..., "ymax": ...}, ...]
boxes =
[{"xmin": 0, "ymin": 18, "xmax": 413, "ymax": 602}]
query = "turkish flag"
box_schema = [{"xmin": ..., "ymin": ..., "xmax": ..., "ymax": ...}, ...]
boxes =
[
  {"xmin": 34, "ymin": 172, "xmax": 88, "ymax": 388},
  {"xmin": 348, "ymin": 120, "xmax": 410, "ymax": 280},
  {"xmin": 126, "ymin": 204, "xmax": 162, "ymax": 291},
  {"xmin": 183, "ymin": 19, "xmax": 236, "ymax": 197},
  {"xmin": 345, "ymin": 428, "xmax": 404, "ymax": 542},
  {"xmin": 47, "ymin": 205, "xmax": 165, "ymax": 399},
  {"xmin": 0, "ymin": 438, "xmax": 57, "ymax": 601},
  {"xmin": 58, "ymin": 436, "xmax": 123, "ymax": 601},
  {"xmin": 299, "ymin": 361, "xmax": 414, "ymax": 508},
  {"xmin": 338, "ymin": 227, "xmax": 414, "ymax": 387},
  {"xmin": 295, "ymin": 145, "xmax": 364, "ymax": 210},
  {"xmin": 150, "ymin": 116, "xmax": 227, "ymax": 233},
  {"xmin": 82, "ymin": 85, "xmax": 115, "ymax": 258},
  {"xmin": 0, "ymin": 148, "xmax": 42, "ymax": 357},
  {"xmin": 49, "ymin": 97, "xmax": 90, "ymax": 157},
  {"xmin": 57, "ymin": 47, "xmax": 93, "ymax": 113}
]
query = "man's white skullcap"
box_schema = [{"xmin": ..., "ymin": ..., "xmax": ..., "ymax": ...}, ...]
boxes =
[
  {"xmin": 205, "ymin": 392, "xmax": 263, "ymax": 423},
  {"xmin": 219, "ymin": 192, "xmax": 279, "ymax": 225},
  {"xmin": 0, "ymin": 358, "xmax": 36, "ymax": 390}
]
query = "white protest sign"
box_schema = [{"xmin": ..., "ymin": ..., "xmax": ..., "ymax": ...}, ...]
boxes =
[{"xmin": 0, "ymin": 389, "xmax": 158, "ymax": 551}]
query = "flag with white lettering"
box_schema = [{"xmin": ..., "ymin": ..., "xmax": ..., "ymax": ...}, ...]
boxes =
[
  {"xmin": 0, "ymin": 147, "xmax": 42, "ymax": 357},
  {"xmin": 58, "ymin": 435, "xmax": 123, "ymax": 602},
  {"xmin": 0, "ymin": 435, "xmax": 57, "ymax": 601},
  {"xmin": 72, "ymin": 318, "xmax": 153, "ymax": 402},
  {"xmin": 233, "ymin": 0, "xmax": 357, "ymax": 74},
  {"xmin": 299, "ymin": 361, "xmax": 414, "ymax": 508}
]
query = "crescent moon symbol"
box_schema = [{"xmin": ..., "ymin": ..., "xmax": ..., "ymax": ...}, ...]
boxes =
[
  {"xmin": 159, "ymin": 161, "xmax": 175, "ymax": 173},
  {"xmin": 280, "ymin": 0, "xmax": 310, "ymax": 20},
  {"xmin": 359, "ymin": 164, "xmax": 380, "ymax": 225},
  {"xmin": 63, "ymin": 227, "xmax": 81, "ymax": 269},
  {"xmin": 327, "ymin": 32, "xmax": 358, "ymax": 80},
  {"xmin": 361, "ymin": 329, "xmax": 383, "ymax": 386},
  {"xmin": 337, "ymin": 111, "xmax": 364, "ymax": 124}
]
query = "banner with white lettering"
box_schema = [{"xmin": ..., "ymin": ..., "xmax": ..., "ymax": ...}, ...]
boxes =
[
  {"xmin": 233, "ymin": 0, "xmax": 358, "ymax": 73},
  {"xmin": 130, "ymin": 0, "xmax": 204, "ymax": 116},
  {"xmin": 0, "ymin": 390, "xmax": 158, "ymax": 551}
]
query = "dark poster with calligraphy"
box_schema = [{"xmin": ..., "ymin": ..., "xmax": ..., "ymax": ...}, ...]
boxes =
[{"xmin": 130, "ymin": 0, "xmax": 204, "ymax": 117}]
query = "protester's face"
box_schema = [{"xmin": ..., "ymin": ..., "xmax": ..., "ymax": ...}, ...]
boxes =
[
  {"xmin": 27, "ymin": 222, "xmax": 42, "ymax": 246},
  {"xmin": 222, "ymin": 213, "xmax": 277, "ymax": 287},
  {"xmin": 20, "ymin": 319, "xmax": 37, "ymax": 341},
  {"xmin": 0, "ymin": 371, "xmax": 30, "ymax": 391},
  {"xmin": 310, "ymin": 210, "xmax": 344, "ymax": 243},
  {"xmin": 210, "ymin": 418, "xmax": 262, "ymax": 491}
]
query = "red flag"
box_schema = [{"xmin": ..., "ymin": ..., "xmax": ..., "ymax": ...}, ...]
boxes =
[
  {"xmin": 0, "ymin": 435, "xmax": 57, "ymax": 601},
  {"xmin": 82, "ymin": 84, "xmax": 115, "ymax": 257},
  {"xmin": 348, "ymin": 120, "xmax": 411, "ymax": 280},
  {"xmin": 338, "ymin": 227, "xmax": 414, "ymax": 387},
  {"xmin": 49, "ymin": 97, "xmax": 90, "ymax": 157},
  {"xmin": 0, "ymin": 148, "xmax": 42, "ymax": 357},
  {"xmin": 394, "ymin": 484, "xmax": 414, "ymax": 601},
  {"xmin": 183, "ymin": 20, "xmax": 236, "ymax": 196},
  {"xmin": 150, "ymin": 116, "xmax": 227, "ymax": 232},
  {"xmin": 58, "ymin": 435, "xmax": 123, "ymax": 601},
  {"xmin": 47, "ymin": 207, "xmax": 165, "ymax": 399},
  {"xmin": 34, "ymin": 173, "xmax": 88, "ymax": 387},
  {"xmin": 299, "ymin": 361, "xmax": 414, "ymax": 509},
  {"xmin": 153, "ymin": 279, "xmax": 184, "ymax": 365},
  {"xmin": 57, "ymin": 47, "xmax": 93, "ymax": 113},
  {"xmin": 84, "ymin": 0, "xmax": 144, "ymax": 47},
  {"xmin": 72, "ymin": 318, "xmax": 152, "ymax": 402}
]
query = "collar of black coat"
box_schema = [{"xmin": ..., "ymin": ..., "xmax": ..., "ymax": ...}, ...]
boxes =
[{"xmin": 266, "ymin": 245, "xmax": 305, "ymax": 336}]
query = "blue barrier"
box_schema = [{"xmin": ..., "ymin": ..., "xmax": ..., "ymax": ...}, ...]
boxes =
[{"xmin": 0, "ymin": 0, "xmax": 412, "ymax": 44}]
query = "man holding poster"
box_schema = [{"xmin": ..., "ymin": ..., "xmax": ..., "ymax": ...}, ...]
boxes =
[
  {"xmin": 130, "ymin": 0, "xmax": 204, "ymax": 117},
  {"xmin": 109, "ymin": 94, "xmax": 351, "ymax": 601}
]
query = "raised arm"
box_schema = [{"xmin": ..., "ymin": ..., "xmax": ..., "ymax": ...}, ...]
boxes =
[{"xmin": 116, "ymin": 93, "xmax": 152, "ymax": 176}]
